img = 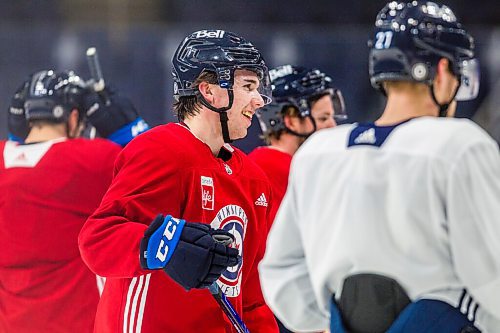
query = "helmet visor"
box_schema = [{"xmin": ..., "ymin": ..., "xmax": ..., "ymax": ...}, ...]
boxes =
[
  {"xmin": 455, "ymin": 58, "xmax": 480, "ymax": 101},
  {"xmin": 331, "ymin": 88, "xmax": 347, "ymax": 121},
  {"xmin": 235, "ymin": 64, "xmax": 272, "ymax": 105}
]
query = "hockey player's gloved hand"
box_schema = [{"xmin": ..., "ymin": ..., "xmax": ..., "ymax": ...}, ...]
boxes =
[
  {"xmin": 140, "ymin": 214, "xmax": 240, "ymax": 290},
  {"xmin": 83, "ymin": 86, "xmax": 149, "ymax": 145},
  {"xmin": 7, "ymin": 81, "xmax": 30, "ymax": 142}
]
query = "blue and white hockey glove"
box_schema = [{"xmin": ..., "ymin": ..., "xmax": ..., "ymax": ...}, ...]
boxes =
[
  {"xmin": 83, "ymin": 86, "xmax": 149, "ymax": 146},
  {"xmin": 140, "ymin": 215, "xmax": 240, "ymax": 290}
]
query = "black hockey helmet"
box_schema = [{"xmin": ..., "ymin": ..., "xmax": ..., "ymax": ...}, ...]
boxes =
[
  {"xmin": 172, "ymin": 29, "xmax": 272, "ymax": 107},
  {"xmin": 172, "ymin": 29, "xmax": 272, "ymax": 143},
  {"xmin": 24, "ymin": 70, "xmax": 88, "ymax": 123},
  {"xmin": 256, "ymin": 65, "xmax": 346, "ymax": 138},
  {"xmin": 369, "ymin": 1, "xmax": 479, "ymax": 103}
]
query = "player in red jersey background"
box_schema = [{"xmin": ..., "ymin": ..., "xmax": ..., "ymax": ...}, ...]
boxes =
[
  {"xmin": 0, "ymin": 69, "xmax": 148, "ymax": 332},
  {"xmin": 250, "ymin": 65, "xmax": 346, "ymax": 222}
]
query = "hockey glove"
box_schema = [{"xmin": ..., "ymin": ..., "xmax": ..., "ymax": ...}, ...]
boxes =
[
  {"xmin": 83, "ymin": 86, "xmax": 149, "ymax": 145},
  {"xmin": 7, "ymin": 81, "xmax": 30, "ymax": 142},
  {"xmin": 140, "ymin": 215, "xmax": 240, "ymax": 290}
]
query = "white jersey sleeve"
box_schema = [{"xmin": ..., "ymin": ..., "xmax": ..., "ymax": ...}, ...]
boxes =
[
  {"xmin": 259, "ymin": 165, "xmax": 330, "ymax": 332},
  {"xmin": 447, "ymin": 134, "xmax": 500, "ymax": 317}
]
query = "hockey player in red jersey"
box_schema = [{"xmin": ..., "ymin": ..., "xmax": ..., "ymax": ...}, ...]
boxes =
[
  {"xmin": 78, "ymin": 29, "xmax": 279, "ymax": 333},
  {"xmin": 0, "ymin": 69, "xmax": 148, "ymax": 332},
  {"xmin": 250, "ymin": 65, "xmax": 346, "ymax": 220}
]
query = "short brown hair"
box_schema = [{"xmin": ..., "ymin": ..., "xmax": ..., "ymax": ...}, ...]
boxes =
[{"xmin": 173, "ymin": 71, "xmax": 218, "ymax": 121}]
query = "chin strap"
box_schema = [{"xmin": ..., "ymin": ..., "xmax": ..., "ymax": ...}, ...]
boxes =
[
  {"xmin": 285, "ymin": 115, "xmax": 317, "ymax": 138},
  {"xmin": 430, "ymin": 84, "xmax": 460, "ymax": 117},
  {"xmin": 218, "ymin": 112, "xmax": 232, "ymax": 143},
  {"xmin": 197, "ymin": 90, "xmax": 234, "ymax": 143}
]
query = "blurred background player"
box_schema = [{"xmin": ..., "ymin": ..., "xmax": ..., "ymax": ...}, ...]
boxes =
[
  {"xmin": 78, "ymin": 29, "xmax": 279, "ymax": 332},
  {"xmin": 0, "ymin": 69, "xmax": 148, "ymax": 332},
  {"xmin": 250, "ymin": 65, "xmax": 346, "ymax": 220},
  {"xmin": 260, "ymin": 1, "xmax": 499, "ymax": 333},
  {"xmin": 250, "ymin": 65, "xmax": 345, "ymax": 333}
]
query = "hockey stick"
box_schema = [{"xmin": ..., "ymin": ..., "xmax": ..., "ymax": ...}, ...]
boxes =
[
  {"xmin": 210, "ymin": 235, "xmax": 250, "ymax": 333},
  {"xmin": 209, "ymin": 282, "xmax": 250, "ymax": 333},
  {"xmin": 86, "ymin": 47, "xmax": 105, "ymax": 92}
]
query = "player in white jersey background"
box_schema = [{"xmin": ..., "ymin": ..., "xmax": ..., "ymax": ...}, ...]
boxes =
[
  {"xmin": 260, "ymin": 1, "xmax": 500, "ymax": 332},
  {"xmin": 250, "ymin": 65, "xmax": 346, "ymax": 224},
  {"xmin": 250, "ymin": 65, "xmax": 346, "ymax": 333}
]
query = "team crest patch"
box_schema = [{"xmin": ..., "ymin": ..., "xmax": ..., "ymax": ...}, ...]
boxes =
[
  {"xmin": 211, "ymin": 205, "xmax": 248, "ymax": 297},
  {"xmin": 201, "ymin": 176, "xmax": 214, "ymax": 210}
]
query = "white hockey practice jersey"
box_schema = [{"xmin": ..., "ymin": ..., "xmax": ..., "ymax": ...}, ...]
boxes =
[{"xmin": 259, "ymin": 117, "xmax": 500, "ymax": 332}]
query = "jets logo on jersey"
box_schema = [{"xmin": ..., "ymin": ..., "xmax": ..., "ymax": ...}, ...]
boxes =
[
  {"xmin": 211, "ymin": 205, "xmax": 248, "ymax": 297},
  {"xmin": 255, "ymin": 193, "xmax": 268, "ymax": 207},
  {"xmin": 201, "ymin": 176, "xmax": 214, "ymax": 210},
  {"xmin": 354, "ymin": 128, "xmax": 376, "ymax": 144}
]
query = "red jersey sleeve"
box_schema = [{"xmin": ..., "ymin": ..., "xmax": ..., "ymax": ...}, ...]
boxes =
[{"xmin": 78, "ymin": 134, "xmax": 184, "ymax": 278}]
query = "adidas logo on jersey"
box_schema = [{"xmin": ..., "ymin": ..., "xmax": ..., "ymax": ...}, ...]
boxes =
[
  {"xmin": 255, "ymin": 193, "xmax": 268, "ymax": 207},
  {"xmin": 354, "ymin": 128, "xmax": 376, "ymax": 144},
  {"xmin": 15, "ymin": 152, "xmax": 27, "ymax": 161}
]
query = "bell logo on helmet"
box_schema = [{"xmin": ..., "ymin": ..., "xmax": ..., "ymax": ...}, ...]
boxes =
[
  {"xmin": 193, "ymin": 30, "xmax": 225, "ymax": 39},
  {"xmin": 269, "ymin": 65, "xmax": 294, "ymax": 81}
]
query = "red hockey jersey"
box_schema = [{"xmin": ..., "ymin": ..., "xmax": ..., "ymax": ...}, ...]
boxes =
[
  {"xmin": 79, "ymin": 123, "xmax": 278, "ymax": 333},
  {"xmin": 248, "ymin": 146, "xmax": 292, "ymax": 223},
  {"xmin": 0, "ymin": 138, "xmax": 120, "ymax": 333}
]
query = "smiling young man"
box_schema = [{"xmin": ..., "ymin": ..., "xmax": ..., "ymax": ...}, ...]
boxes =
[{"xmin": 78, "ymin": 30, "xmax": 279, "ymax": 332}]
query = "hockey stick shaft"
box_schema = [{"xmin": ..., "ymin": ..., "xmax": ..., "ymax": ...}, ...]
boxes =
[
  {"xmin": 210, "ymin": 235, "xmax": 250, "ymax": 333},
  {"xmin": 86, "ymin": 47, "xmax": 105, "ymax": 92},
  {"xmin": 209, "ymin": 282, "xmax": 250, "ymax": 333}
]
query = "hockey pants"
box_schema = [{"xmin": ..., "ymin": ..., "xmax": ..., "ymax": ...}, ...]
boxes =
[{"xmin": 330, "ymin": 298, "xmax": 480, "ymax": 333}]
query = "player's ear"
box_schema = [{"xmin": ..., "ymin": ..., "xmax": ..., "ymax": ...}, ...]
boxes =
[
  {"xmin": 284, "ymin": 114, "xmax": 300, "ymax": 131},
  {"xmin": 67, "ymin": 109, "xmax": 81, "ymax": 138},
  {"xmin": 435, "ymin": 58, "xmax": 453, "ymax": 85},
  {"xmin": 198, "ymin": 81, "xmax": 215, "ymax": 104}
]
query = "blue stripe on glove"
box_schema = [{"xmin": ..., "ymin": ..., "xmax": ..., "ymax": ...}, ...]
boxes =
[{"xmin": 140, "ymin": 215, "xmax": 185, "ymax": 269}]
